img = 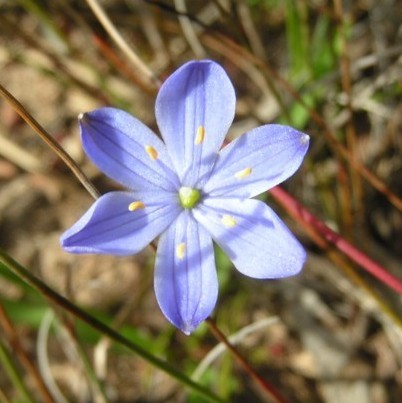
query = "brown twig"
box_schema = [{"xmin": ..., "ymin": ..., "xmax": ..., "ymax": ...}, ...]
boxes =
[
  {"xmin": 93, "ymin": 34, "xmax": 157, "ymax": 95},
  {"xmin": 0, "ymin": 304, "xmax": 55, "ymax": 403},
  {"xmin": 206, "ymin": 318, "xmax": 288, "ymax": 403},
  {"xmin": 84, "ymin": 0, "xmax": 160, "ymax": 89},
  {"xmin": 333, "ymin": 0, "xmax": 363, "ymax": 232},
  {"xmin": 0, "ymin": 84, "xmax": 100, "ymax": 200}
]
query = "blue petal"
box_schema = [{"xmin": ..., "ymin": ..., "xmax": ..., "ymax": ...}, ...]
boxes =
[
  {"xmin": 154, "ymin": 211, "xmax": 218, "ymax": 335},
  {"xmin": 203, "ymin": 125, "xmax": 309, "ymax": 198},
  {"xmin": 155, "ymin": 60, "xmax": 236, "ymax": 187},
  {"xmin": 193, "ymin": 198, "xmax": 306, "ymax": 278},
  {"xmin": 80, "ymin": 107, "xmax": 180, "ymax": 191},
  {"xmin": 61, "ymin": 191, "xmax": 181, "ymax": 255}
]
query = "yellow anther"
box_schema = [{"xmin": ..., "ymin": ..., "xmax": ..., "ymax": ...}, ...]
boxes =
[
  {"xmin": 145, "ymin": 145, "xmax": 158, "ymax": 160},
  {"xmin": 221, "ymin": 214, "xmax": 237, "ymax": 228},
  {"xmin": 234, "ymin": 167, "xmax": 252, "ymax": 180},
  {"xmin": 176, "ymin": 243, "xmax": 186, "ymax": 260},
  {"xmin": 195, "ymin": 126, "xmax": 205, "ymax": 145},
  {"xmin": 128, "ymin": 201, "xmax": 145, "ymax": 211}
]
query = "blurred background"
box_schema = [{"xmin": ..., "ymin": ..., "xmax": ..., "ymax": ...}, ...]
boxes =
[{"xmin": 0, "ymin": 0, "xmax": 401, "ymax": 402}]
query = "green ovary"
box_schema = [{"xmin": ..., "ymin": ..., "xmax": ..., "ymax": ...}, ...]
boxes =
[{"xmin": 179, "ymin": 187, "xmax": 201, "ymax": 209}]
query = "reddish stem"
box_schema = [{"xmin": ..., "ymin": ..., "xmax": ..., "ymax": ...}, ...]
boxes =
[
  {"xmin": 270, "ymin": 186, "xmax": 402, "ymax": 295},
  {"xmin": 206, "ymin": 318, "xmax": 288, "ymax": 403}
]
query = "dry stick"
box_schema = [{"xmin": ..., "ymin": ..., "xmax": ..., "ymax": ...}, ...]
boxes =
[
  {"xmin": 84, "ymin": 0, "xmax": 160, "ymax": 89},
  {"xmin": 0, "ymin": 304, "xmax": 55, "ymax": 403},
  {"xmin": 333, "ymin": 0, "xmax": 362, "ymax": 231},
  {"xmin": 135, "ymin": 2, "xmax": 171, "ymax": 68},
  {"xmin": 205, "ymin": 318, "xmax": 288, "ymax": 403},
  {"xmin": 54, "ymin": 0, "xmax": 94, "ymax": 36},
  {"xmin": 270, "ymin": 186, "xmax": 402, "ymax": 295},
  {"xmin": 237, "ymin": 0, "xmax": 266, "ymax": 61},
  {"xmin": 337, "ymin": 164, "xmax": 353, "ymax": 233},
  {"xmin": 92, "ymin": 34, "xmax": 157, "ymax": 95},
  {"xmin": 201, "ymin": 32, "xmax": 402, "ymax": 212},
  {"xmin": 174, "ymin": 0, "xmax": 206, "ymax": 58},
  {"xmin": 0, "ymin": 84, "xmax": 100, "ymax": 200}
]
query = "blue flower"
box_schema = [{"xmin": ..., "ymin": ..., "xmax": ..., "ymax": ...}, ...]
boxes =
[{"xmin": 61, "ymin": 60, "xmax": 309, "ymax": 334}]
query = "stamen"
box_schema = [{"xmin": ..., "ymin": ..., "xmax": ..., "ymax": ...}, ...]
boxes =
[
  {"xmin": 234, "ymin": 167, "xmax": 252, "ymax": 180},
  {"xmin": 128, "ymin": 201, "xmax": 145, "ymax": 211},
  {"xmin": 176, "ymin": 243, "xmax": 186, "ymax": 259},
  {"xmin": 195, "ymin": 126, "xmax": 205, "ymax": 145},
  {"xmin": 145, "ymin": 145, "xmax": 158, "ymax": 160},
  {"xmin": 221, "ymin": 214, "xmax": 237, "ymax": 228}
]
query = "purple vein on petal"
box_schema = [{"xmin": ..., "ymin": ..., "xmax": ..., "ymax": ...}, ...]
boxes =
[
  {"xmin": 73, "ymin": 204, "xmax": 174, "ymax": 242},
  {"xmin": 83, "ymin": 116, "xmax": 179, "ymax": 191}
]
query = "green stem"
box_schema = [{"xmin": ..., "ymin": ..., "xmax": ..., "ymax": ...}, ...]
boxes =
[
  {"xmin": 0, "ymin": 251, "xmax": 226, "ymax": 403},
  {"xmin": 0, "ymin": 338, "xmax": 35, "ymax": 403}
]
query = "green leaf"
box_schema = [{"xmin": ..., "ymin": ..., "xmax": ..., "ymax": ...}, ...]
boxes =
[
  {"xmin": 1, "ymin": 298, "xmax": 48, "ymax": 328},
  {"xmin": 285, "ymin": 0, "xmax": 309, "ymax": 79},
  {"xmin": 311, "ymin": 16, "xmax": 336, "ymax": 77}
]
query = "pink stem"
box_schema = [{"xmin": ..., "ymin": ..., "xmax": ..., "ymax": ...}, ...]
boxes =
[{"xmin": 270, "ymin": 186, "xmax": 402, "ymax": 295}]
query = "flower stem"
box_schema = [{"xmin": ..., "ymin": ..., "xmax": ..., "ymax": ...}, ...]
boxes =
[
  {"xmin": 206, "ymin": 318, "xmax": 288, "ymax": 403},
  {"xmin": 270, "ymin": 186, "xmax": 402, "ymax": 295},
  {"xmin": 0, "ymin": 251, "xmax": 226, "ymax": 403}
]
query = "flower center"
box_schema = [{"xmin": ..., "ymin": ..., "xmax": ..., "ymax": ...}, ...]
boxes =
[{"xmin": 179, "ymin": 187, "xmax": 201, "ymax": 209}]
